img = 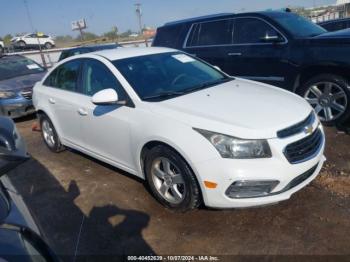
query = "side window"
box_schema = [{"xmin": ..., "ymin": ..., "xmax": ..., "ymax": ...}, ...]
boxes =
[
  {"xmin": 47, "ymin": 60, "xmax": 81, "ymax": 91},
  {"xmin": 234, "ymin": 18, "xmax": 281, "ymax": 44},
  {"xmin": 82, "ymin": 60, "xmax": 126, "ymax": 98},
  {"xmin": 186, "ymin": 19, "xmax": 233, "ymax": 47},
  {"xmin": 43, "ymin": 68, "xmax": 58, "ymax": 87}
]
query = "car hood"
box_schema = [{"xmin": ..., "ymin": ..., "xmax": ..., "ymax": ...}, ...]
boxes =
[
  {"xmin": 148, "ymin": 78, "xmax": 312, "ymax": 139},
  {"xmin": 310, "ymin": 29, "xmax": 350, "ymax": 43},
  {"xmin": 0, "ymin": 73, "xmax": 45, "ymax": 92}
]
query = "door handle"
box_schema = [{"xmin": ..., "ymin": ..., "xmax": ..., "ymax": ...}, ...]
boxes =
[
  {"xmin": 48, "ymin": 98, "xmax": 56, "ymax": 104},
  {"xmin": 77, "ymin": 108, "xmax": 88, "ymax": 116},
  {"xmin": 228, "ymin": 52, "xmax": 242, "ymax": 56}
]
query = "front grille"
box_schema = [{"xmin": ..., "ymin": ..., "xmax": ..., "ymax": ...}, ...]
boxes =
[
  {"xmin": 284, "ymin": 128, "xmax": 323, "ymax": 164},
  {"xmin": 277, "ymin": 112, "xmax": 315, "ymax": 138},
  {"xmin": 21, "ymin": 89, "xmax": 33, "ymax": 100}
]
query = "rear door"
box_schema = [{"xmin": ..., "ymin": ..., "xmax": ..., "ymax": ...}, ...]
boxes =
[
  {"xmin": 183, "ymin": 18, "xmax": 234, "ymax": 71},
  {"xmin": 227, "ymin": 17, "xmax": 290, "ymax": 87},
  {"xmin": 42, "ymin": 59, "xmax": 85, "ymax": 145}
]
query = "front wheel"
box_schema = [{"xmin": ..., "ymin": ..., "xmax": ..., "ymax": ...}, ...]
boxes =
[
  {"xmin": 299, "ymin": 74, "xmax": 350, "ymax": 125},
  {"xmin": 144, "ymin": 145, "xmax": 201, "ymax": 212},
  {"xmin": 40, "ymin": 115, "xmax": 64, "ymax": 153}
]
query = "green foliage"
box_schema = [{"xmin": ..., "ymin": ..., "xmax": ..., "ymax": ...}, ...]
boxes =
[
  {"xmin": 55, "ymin": 35, "xmax": 74, "ymax": 42},
  {"xmin": 2, "ymin": 34, "xmax": 13, "ymax": 46},
  {"xmin": 103, "ymin": 26, "xmax": 119, "ymax": 40},
  {"xmin": 79, "ymin": 31, "xmax": 99, "ymax": 41}
]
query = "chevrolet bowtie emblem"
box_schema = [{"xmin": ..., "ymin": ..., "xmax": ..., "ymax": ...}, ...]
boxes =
[{"xmin": 304, "ymin": 125, "xmax": 313, "ymax": 135}]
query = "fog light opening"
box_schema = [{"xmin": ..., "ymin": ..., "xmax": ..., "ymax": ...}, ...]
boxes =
[{"xmin": 225, "ymin": 180, "xmax": 279, "ymax": 199}]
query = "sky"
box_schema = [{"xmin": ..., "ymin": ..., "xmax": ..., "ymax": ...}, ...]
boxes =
[{"xmin": 0, "ymin": 0, "xmax": 335, "ymax": 37}]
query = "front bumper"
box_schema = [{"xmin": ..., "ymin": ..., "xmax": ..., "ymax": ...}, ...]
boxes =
[
  {"xmin": 193, "ymin": 128, "xmax": 326, "ymax": 209},
  {"xmin": 0, "ymin": 97, "xmax": 35, "ymax": 119}
]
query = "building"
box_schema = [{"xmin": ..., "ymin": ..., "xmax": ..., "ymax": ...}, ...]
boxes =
[{"xmin": 308, "ymin": 0, "xmax": 350, "ymax": 22}]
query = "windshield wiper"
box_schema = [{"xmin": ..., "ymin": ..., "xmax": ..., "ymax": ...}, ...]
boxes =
[
  {"xmin": 182, "ymin": 77, "xmax": 233, "ymax": 94},
  {"xmin": 143, "ymin": 91, "xmax": 185, "ymax": 101},
  {"xmin": 142, "ymin": 78, "xmax": 233, "ymax": 101}
]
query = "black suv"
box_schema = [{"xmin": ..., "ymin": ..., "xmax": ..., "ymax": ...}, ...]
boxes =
[{"xmin": 153, "ymin": 11, "xmax": 350, "ymax": 125}]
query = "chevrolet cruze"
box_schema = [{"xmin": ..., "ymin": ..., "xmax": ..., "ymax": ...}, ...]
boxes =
[{"xmin": 33, "ymin": 47, "xmax": 325, "ymax": 211}]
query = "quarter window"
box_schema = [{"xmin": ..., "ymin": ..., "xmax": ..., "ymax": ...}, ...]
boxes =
[
  {"xmin": 186, "ymin": 19, "xmax": 233, "ymax": 47},
  {"xmin": 82, "ymin": 60, "xmax": 126, "ymax": 98},
  {"xmin": 234, "ymin": 18, "xmax": 280, "ymax": 44}
]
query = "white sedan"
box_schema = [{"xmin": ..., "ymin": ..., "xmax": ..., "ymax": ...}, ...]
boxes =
[
  {"xmin": 33, "ymin": 47, "xmax": 325, "ymax": 211},
  {"xmin": 11, "ymin": 33, "xmax": 55, "ymax": 49}
]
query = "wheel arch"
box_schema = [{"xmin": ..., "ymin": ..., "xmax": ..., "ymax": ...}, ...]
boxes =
[
  {"xmin": 294, "ymin": 64, "xmax": 350, "ymax": 93},
  {"xmin": 139, "ymin": 139, "xmax": 204, "ymax": 204},
  {"xmin": 36, "ymin": 109, "xmax": 63, "ymax": 143}
]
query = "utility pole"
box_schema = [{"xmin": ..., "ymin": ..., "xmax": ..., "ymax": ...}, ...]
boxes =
[
  {"xmin": 135, "ymin": 3, "xmax": 143, "ymax": 35},
  {"xmin": 23, "ymin": 0, "xmax": 47, "ymax": 68}
]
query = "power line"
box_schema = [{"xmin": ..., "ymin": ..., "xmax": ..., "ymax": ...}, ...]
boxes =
[{"xmin": 23, "ymin": 0, "xmax": 35, "ymax": 32}]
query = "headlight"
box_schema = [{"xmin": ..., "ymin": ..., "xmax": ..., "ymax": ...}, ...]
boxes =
[
  {"xmin": 0, "ymin": 91, "xmax": 17, "ymax": 99},
  {"xmin": 194, "ymin": 128, "xmax": 272, "ymax": 159}
]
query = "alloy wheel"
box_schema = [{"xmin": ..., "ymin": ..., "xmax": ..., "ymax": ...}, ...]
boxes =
[
  {"xmin": 42, "ymin": 120, "xmax": 56, "ymax": 147},
  {"xmin": 304, "ymin": 81, "xmax": 348, "ymax": 122},
  {"xmin": 151, "ymin": 157, "xmax": 186, "ymax": 204}
]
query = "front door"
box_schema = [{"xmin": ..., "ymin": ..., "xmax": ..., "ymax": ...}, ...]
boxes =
[{"xmin": 79, "ymin": 59, "xmax": 134, "ymax": 170}]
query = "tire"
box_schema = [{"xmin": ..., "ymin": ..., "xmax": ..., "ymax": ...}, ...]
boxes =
[
  {"xmin": 144, "ymin": 145, "xmax": 201, "ymax": 212},
  {"xmin": 0, "ymin": 46, "xmax": 3, "ymax": 55},
  {"xmin": 298, "ymin": 74, "xmax": 350, "ymax": 126},
  {"xmin": 44, "ymin": 42, "xmax": 53, "ymax": 49},
  {"xmin": 17, "ymin": 40, "xmax": 26, "ymax": 49},
  {"xmin": 39, "ymin": 115, "xmax": 64, "ymax": 153}
]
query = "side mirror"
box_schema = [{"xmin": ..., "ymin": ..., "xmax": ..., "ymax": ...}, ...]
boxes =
[{"xmin": 91, "ymin": 88, "xmax": 126, "ymax": 106}]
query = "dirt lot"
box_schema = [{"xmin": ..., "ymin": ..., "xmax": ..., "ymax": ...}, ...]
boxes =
[{"xmin": 7, "ymin": 117, "xmax": 350, "ymax": 261}]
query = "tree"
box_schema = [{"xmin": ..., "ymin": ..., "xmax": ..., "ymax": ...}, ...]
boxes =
[
  {"xmin": 119, "ymin": 30, "xmax": 133, "ymax": 38},
  {"xmin": 2, "ymin": 34, "xmax": 13, "ymax": 46},
  {"xmin": 103, "ymin": 26, "xmax": 119, "ymax": 40},
  {"xmin": 78, "ymin": 31, "xmax": 99, "ymax": 41}
]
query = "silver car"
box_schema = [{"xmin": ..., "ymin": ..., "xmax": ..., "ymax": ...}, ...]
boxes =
[{"xmin": 0, "ymin": 55, "xmax": 46, "ymax": 118}]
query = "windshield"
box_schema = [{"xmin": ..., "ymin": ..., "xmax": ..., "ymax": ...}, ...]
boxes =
[
  {"xmin": 112, "ymin": 52, "xmax": 230, "ymax": 101},
  {"xmin": 0, "ymin": 56, "xmax": 45, "ymax": 81},
  {"xmin": 268, "ymin": 12, "xmax": 327, "ymax": 37}
]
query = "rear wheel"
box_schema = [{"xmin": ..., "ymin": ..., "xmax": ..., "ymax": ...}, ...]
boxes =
[
  {"xmin": 44, "ymin": 42, "xmax": 53, "ymax": 49},
  {"xmin": 299, "ymin": 74, "xmax": 350, "ymax": 125},
  {"xmin": 144, "ymin": 145, "xmax": 201, "ymax": 212},
  {"xmin": 40, "ymin": 115, "xmax": 64, "ymax": 153}
]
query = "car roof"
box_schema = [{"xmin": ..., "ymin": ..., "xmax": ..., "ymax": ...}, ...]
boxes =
[
  {"xmin": 91, "ymin": 47, "xmax": 177, "ymax": 61},
  {"xmin": 66, "ymin": 43, "xmax": 119, "ymax": 51},
  {"xmin": 164, "ymin": 13, "xmax": 234, "ymax": 26},
  {"xmin": 0, "ymin": 54, "xmax": 26, "ymax": 61},
  {"xmin": 161, "ymin": 11, "xmax": 290, "ymax": 27}
]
